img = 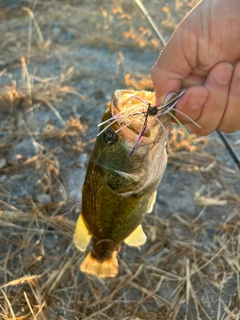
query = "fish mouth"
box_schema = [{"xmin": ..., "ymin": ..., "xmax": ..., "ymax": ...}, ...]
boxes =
[{"xmin": 110, "ymin": 90, "xmax": 170, "ymax": 147}]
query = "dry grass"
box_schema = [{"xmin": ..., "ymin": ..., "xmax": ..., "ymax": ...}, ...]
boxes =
[{"xmin": 0, "ymin": 0, "xmax": 240, "ymax": 319}]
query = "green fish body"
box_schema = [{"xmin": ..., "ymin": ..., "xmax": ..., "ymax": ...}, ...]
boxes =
[{"xmin": 74, "ymin": 90, "xmax": 171, "ymax": 278}]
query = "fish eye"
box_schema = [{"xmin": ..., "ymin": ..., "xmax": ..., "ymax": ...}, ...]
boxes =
[{"xmin": 102, "ymin": 128, "xmax": 117, "ymax": 145}]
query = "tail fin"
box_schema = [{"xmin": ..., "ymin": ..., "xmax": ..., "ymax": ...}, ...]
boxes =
[{"xmin": 80, "ymin": 252, "xmax": 118, "ymax": 278}]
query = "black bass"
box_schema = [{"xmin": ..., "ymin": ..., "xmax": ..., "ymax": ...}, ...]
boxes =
[{"xmin": 74, "ymin": 90, "xmax": 173, "ymax": 278}]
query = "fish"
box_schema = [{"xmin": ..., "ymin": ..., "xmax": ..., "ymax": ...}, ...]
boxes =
[{"xmin": 73, "ymin": 89, "xmax": 173, "ymax": 278}]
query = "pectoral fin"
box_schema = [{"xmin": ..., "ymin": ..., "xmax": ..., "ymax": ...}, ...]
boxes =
[
  {"xmin": 124, "ymin": 224, "xmax": 146, "ymax": 247},
  {"xmin": 73, "ymin": 213, "xmax": 91, "ymax": 252},
  {"xmin": 146, "ymin": 191, "xmax": 157, "ymax": 214}
]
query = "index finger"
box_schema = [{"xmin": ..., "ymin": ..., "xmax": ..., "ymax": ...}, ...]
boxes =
[{"xmin": 151, "ymin": 23, "xmax": 195, "ymax": 105}]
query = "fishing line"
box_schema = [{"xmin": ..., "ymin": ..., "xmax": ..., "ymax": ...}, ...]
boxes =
[
  {"xmin": 216, "ymin": 130, "xmax": 240, "ymax": 170},
  {"xmin": 134, "ymin": 0, "xmax": 240, "ymax": 171}
]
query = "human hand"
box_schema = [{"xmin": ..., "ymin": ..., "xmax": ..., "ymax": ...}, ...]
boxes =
[{"xmin": 151, "ymin": 0, "xmax": 240, "ymax": 135}]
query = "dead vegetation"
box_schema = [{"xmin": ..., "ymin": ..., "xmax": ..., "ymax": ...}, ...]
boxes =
[{"xmin": 0, "ymin": 0, "xmax": 240, "ymax": 319}]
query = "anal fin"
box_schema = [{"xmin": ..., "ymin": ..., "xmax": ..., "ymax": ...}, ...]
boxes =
[
  {"xmin": 80, "ymin": 252, "xmax": 118, "ymax": 278},
  {"xmin": 124, "ymin": 224, "xmax": 146, "ymax": 247},
  {"xmin": 73, "ymin": 213, "xmax": 91, "ymax": 252}
]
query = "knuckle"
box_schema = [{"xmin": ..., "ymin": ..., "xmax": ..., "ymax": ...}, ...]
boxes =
[{"xmin": 218, "ymin": 123, "xmax": 239, "ymax": 133}]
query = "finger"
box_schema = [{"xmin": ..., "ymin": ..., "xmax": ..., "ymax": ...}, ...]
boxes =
[
  {"xmin": 218, "ymin": 61, "xmax": 240, "ymax": 132},
  {"xmin": 181, "ymin": 73, "xmax": 206, "ymax": 88},
  {"xmin": 151, "ymin": 25, "xmax": 195, "ymax": 105},
  {"xmin": 151, "ymin": 59, "xmax": 182, "ymax": 106},
  {"xmin": 187, "ymin": 62, "xmax": 234, "ymax": 135},
  {"xmin": 173, "ymin": 86, "xmax": 208, "ymax": 125}
]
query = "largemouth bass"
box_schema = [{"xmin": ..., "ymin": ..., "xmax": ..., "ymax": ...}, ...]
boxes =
[{"xmin": 74, "ymin": 89, "xmax": 173, "ymax": 278}]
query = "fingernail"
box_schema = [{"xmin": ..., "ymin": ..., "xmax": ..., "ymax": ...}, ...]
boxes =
[{"xmin": 213, "ymin": 65, "xmax": 233, "ymax": 85}]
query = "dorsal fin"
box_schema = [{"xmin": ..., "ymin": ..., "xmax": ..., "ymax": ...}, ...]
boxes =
[{"xmin": 73, "ymin": 213, "xmax": 91, "ymax": 252}]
